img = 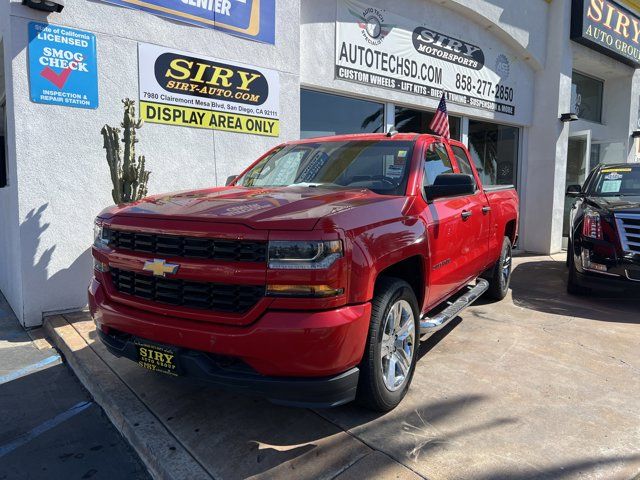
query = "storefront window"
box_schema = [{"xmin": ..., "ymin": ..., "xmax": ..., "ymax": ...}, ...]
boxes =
[
  {"xmin": 572, "ymin": 71, "xmax": 603, "ymax": 123},
  {"xmin": 395, "ymin": 107, "xmax": 461, "ymax": 140},
  {"xmin": 468, "ymin": 121, "xmax": 519, "ymax": 187},
  {"xmin": 300, "ymin": 89, "xmax": 384, "ymax": 139}
]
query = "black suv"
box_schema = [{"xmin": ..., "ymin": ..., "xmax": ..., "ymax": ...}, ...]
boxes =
[{"xmin": 566, "ymin": 163, "xmax": 640, "ymax": 294}]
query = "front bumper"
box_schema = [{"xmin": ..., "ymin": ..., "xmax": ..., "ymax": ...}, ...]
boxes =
[
  {"xmin": 89, "ymin": 277, "xmax": 371, "ymax": 405},
  {"xmin": 574, "ymin": 241, "xmax": 640, "ymax": 292},
  {"xmin": 98, "ymin": 329, "xmax": 359, "ymax": 408}
]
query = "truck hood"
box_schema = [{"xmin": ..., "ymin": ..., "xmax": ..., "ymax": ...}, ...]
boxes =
[
  {"xmin": 588, "ymin": 196, "xmax": 640, "ymax": 214},
  {"xmin": 99, "ymin": 186, "xmax": 404, "ymax": 231}
]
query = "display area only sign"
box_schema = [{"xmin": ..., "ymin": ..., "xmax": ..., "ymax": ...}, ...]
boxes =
[
  {"xmin": 28, "ymin": 22, "xmax": 98, "ymax": 109},
  {"xmin": 138, "ymin": 43, "xmax": 280, "ymax": 136},
  {"xmin": 335, "ymin": 0, "xmax": 522, "ymax": 116},
  {"xmin": 101, "ymin": 0, "xmax": 275, "ymax": 44}
]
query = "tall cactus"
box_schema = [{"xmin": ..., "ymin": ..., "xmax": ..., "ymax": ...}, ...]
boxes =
[{"xmin": 101, "ymin": 99, "xmax": 151, "ymax": 204}]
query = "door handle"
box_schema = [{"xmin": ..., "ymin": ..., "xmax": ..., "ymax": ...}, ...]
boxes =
[
  {"xmin": 482, "ymin": 206, "xmax": 492, "ymax": 214},
  {"xmin": 461, "ymin": 210, "xmax": 473, "ymax": 220}
]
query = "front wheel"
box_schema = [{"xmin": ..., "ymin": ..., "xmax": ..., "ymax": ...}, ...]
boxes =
[
  {"xmin": 356, "ymin": 278, "xmax": 420, "ymax": 412},
  {"xmin": 485, "ymin": 236, "xmax": 513, "ymax": 301},
  {"xmin": 567, "ymin": 246, "xmax": 587, "ymax": 295}
]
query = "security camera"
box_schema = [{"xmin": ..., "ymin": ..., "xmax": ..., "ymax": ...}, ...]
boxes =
[{"xmin": 22, "ymin": 0, "xmax": 65, "ymax": 13}]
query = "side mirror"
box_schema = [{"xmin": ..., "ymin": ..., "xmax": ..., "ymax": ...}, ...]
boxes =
[
  {"xmin": 425, "ymin": 174, "xmax": 475, "ymax": 201},
  {"xmin": 225, "ymin": 175, "xmax": 238, "ymax": 186},
  {"xmin": 566, "ymin": 184, "xmax": 582, "ymax": 197}
]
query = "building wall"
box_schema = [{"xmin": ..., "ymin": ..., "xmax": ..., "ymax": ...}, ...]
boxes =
[
  {"xmin": 0, "ymin": 3, "xmax": 24, "ymax": 320},
  {"xmin": 2, "ymin": 0, "xmax": 638, "ymax": 325},
  {"xmin": 5, "ymin": 0, "xmax": 300, "ymax": 326}
]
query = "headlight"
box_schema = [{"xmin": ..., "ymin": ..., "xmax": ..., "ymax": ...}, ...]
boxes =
[
  {"xmin": 268, "ymin": 240, "xmax": 343, "ymax": 269},
  {"xmin": 93, "ymin": 221, "xmax": 109, "ymax": 248}
]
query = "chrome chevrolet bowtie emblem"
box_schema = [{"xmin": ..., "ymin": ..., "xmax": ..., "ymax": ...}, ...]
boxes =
[{"xmin": 143, "ymin": 259, "xmax": 179, "ymax": 277}]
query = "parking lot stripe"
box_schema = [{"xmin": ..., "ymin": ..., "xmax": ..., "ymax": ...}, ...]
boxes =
[
  {"xmin": 0, "ymin": 354, "xmax": 61, "ymax": 385},
  {"xmin": 0, "ymin": 401, "xmax": 93, "ymax": 458}
]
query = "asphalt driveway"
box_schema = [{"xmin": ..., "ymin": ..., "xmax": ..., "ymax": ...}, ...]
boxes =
[{"xmin": 46, "ymin": 255, "xmax": 640, "ymax": 479}]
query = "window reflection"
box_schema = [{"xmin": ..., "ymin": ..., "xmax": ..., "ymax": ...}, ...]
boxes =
[
  {"xmin": 468, "ymin": 121, "xmax": 519, "ymax": 187},
  {"xmin": 395, "ymin": 107, "xmax": 461, "ymax": 140},
  {"xmin": 300, "ymin": 89, "xmax": 384, "ymax": 139}
]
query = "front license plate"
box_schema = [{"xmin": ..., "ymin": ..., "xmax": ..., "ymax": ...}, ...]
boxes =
[{"xmin": 136, "ymin": 343, "xmax": 179, "ymax": 376}]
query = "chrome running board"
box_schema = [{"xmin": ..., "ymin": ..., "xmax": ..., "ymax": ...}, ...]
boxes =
[{"xmin": 419, "ymin": 278, "xmax": 489, "ymax": 334}]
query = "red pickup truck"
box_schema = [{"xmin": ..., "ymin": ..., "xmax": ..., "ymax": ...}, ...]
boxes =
[{"xmin": 90, "ymin": 133, "xmax": 519, "ymax": 411}]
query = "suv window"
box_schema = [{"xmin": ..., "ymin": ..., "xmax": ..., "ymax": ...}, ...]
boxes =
[
  {"xmin": 451, "ymin": 145, "xmax": 477, "ymax": 190},
  {"xmin": 423, "ymin": 143, "xmax": 453, "ymax": 187}
]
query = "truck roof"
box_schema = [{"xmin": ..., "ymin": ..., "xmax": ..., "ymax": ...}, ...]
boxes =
[{"xmin": 292, "ymin": 132, "xmax": 443, "ymax": 145}]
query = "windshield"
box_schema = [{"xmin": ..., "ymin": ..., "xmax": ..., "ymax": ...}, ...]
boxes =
[
  {"xmin": 236, "ymin": 140, "xmax": 415, "ymax": 196},
  {"xmin": 590, "ymin": 166, "xmax": 640, "ymax": 196}
]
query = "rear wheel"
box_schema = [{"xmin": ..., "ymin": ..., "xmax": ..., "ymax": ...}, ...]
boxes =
[
  {"xmin": 357, "ymin": 278, "xmax": 420, "ymax": 412},
  {"xmin": 485, "ymin": 236, "xmax": 513, "ymax": 301}
]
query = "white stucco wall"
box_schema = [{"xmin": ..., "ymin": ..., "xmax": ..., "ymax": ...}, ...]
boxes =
[
  {"xmin": 5, "ymin": 0, "xmax": 300, "ymax": 326},
  {"xmin": 0, "ymin": 3, "xmax": 24, "ymax": 320}
]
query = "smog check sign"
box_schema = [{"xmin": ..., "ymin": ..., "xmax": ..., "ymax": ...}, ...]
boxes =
[{"xmin": 28, "ymin": 22, "xmax": 98, "ymax": 109}]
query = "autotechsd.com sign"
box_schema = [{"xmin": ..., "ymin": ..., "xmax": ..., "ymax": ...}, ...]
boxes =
[
  {"xmin": 335, "ymin": 0, "xmax": 520, "ymax": 116},
  {"xmin": 138, "ymin": 43, "xmax": 280, "ymax": 136}
]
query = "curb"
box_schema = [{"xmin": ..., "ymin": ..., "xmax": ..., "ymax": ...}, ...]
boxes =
[{"xmin": 44, "ymin": 315, "xmax": 213, "ymax": 480}]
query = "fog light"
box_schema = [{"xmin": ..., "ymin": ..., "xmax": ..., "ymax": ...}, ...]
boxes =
[
  {"xmin": 581, "ymin": 250, "xmax": 607, "ymax": 272},
  {"xmin": 266, "ymin": 284, "xmax": 344, "ymax": 298},
  {"xmin": 94, "ymin": 259, "xmax": 109, "ymax": 273}
]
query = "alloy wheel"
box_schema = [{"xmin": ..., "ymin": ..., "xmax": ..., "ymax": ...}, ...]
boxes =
[{"xmin": 380, "ymin": 299, "xmax": 416, "ymax": 392}]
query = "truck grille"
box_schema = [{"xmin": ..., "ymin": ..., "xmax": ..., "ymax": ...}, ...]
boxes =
[
  {"xmin": 105, "ymin": 228, "xmax": 267, "ymax": 262},
  {"xmin": 615, "ymin": 213, "xmax": 640, "ymax": 254},
  {"xmin": 110, "ymin": 268, "xmax": 264, "ymax": 313}
]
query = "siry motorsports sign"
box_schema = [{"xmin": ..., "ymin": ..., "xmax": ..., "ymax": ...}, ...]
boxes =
[
  {"xmin": 138, "ymin": 43, "xmax": 280, "ymax": 136},
  {"xmin": 571, "ymin": 0, "xmax": 640, "ymax": 66},
  {"xmin": 335, "ymin": 0, "xmax": 524, "ymax": 116}
]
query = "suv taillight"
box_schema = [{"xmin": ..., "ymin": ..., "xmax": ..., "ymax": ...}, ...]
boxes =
[{"xmin": 582, "ymin": 210, "xmax": 603, "ymax": 240}]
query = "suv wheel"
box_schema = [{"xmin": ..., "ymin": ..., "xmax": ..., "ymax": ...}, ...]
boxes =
[
  {"xmin": 485, "ymin": 236, "xmax": 513, "ymax": 301},
  {"xmin": 357, "ymin": 277, "xmax": 420, "ymax": 412}
]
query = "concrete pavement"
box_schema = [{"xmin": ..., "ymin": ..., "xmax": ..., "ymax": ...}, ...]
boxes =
[
  {"xmin": 45, "ymin": 256, "xmax": 640, "ymax": 479},
  {"xmin": 0, "ymin": 293, "xmax": 150, "ymax": 480}
]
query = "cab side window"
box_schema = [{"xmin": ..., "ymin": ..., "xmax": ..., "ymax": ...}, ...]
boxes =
[
  {"xmin": 423, "ymin": 143, "xmax": 453, "ymax": 187},
  {"xmin": 451, "ymin": 145, "xmax": 477, "ymax": 190}
]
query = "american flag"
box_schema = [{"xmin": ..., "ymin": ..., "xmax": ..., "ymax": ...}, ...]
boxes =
[{"xmin": 429, "ymin": 93, "xmax": 450, "ymax": 140}]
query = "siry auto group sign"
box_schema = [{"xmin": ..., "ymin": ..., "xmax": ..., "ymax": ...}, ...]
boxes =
[{"xmin": 571, "ymin": 0, "xmax": 640, "ymax": 66}]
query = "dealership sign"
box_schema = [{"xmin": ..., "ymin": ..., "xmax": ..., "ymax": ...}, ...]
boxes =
[
  {"xmin": 28, "ymin": 22, "xmax": 98, "ymax": 109},
  {"xmin": 335, "ymin": 0, "xmax": 523, "ymax": 116},
  {"xmin": 571, "ymin": 0, "xmax": 640, "ymax": 66},
  {"xmin": 138, "ymin": 43, "xmax": 280, "ymax": 136},
  {"xmin": 100, "ymin": 0, "xmax": 275, "ymax": 44}
]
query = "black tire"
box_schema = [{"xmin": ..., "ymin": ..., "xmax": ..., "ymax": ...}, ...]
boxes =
[
  {"xmin": 356, "ymin": 277, "xmax": 420, "ymax": 412},
  {"xmin": 485, "ymin": 236, "xmax": 513, "ymax": 301},
  {"xmin": 567, "ymin": 247, "xmax": 586, "ymax": 295}
]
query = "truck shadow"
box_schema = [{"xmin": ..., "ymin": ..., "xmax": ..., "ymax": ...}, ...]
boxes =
[{"xmin": 508, "ymin": 259, "xmax": 639, "ymax": 324}]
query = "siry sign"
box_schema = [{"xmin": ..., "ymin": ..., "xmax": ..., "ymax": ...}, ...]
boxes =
[
  {"xmin": 571, "ymin": 0, "xmax": 640, "ymax": 66},
  {"xmin": 138, "ymin": 43, "xmax": 280, "ymax": 136}
]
